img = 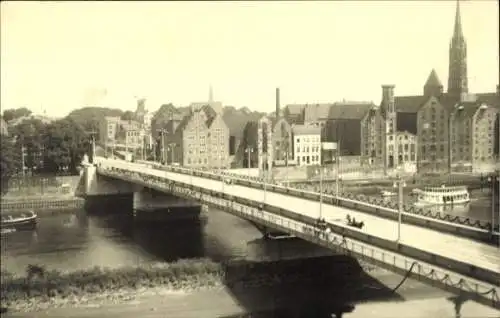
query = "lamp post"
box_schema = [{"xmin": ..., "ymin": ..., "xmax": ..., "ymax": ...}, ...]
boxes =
[
  {"xmin": 393, "ymin": 175, "xmax": 406, "ymax": 243},
  {"xmin": 488, "ymin": 172, "xmax": 499, "ymax": 243},
  {"xmin": 245, "ymin": 147, "xmax": 254, "ymax": 177},
  {"xmin": 315, "ymin": 167, "xmax": 326, "ymax": 219},
  {"xmin": 157, "ymin": 129, "xmax": 168, "ymax": 164},
  {"xmin": 284, "ymin": 150, "xmax": 289, "ymax": 187},
  {"xmin": 168, "ymin": 143, "xmax": 176, "ymax": 165}
]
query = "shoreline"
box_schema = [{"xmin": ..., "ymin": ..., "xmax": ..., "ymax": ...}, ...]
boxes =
[
  {"xmin": 1, "ymin": 259, "xmax": 223, "ymax": 313},
  {"xmin": 0, "ymin": 195, "xmax": 83, "ymax": 214}
]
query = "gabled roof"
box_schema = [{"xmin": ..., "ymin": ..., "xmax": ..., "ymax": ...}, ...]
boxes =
[
  {"xmin": 424, "ymin": 69, "xmax": 443, "ymax": 88},
  {"xmin": 304, "ymin": 103, "xmax": 331, "ymax": 120},
  {"xmin": 451, "ymin": 101, "xmax": 488, "ymax": 119},
  {"xmin": 476, "ymin": 92, "xmax": 499, "ymax": 108},
  {"xmin": 328, "ymin": 102, "xmax": 376, "ymax": 120},
  {"xmin": 395, "ymin": 93, "xmax": 459, "ymax": 113},
  {"xmin": 284, "ymin": 104, "xmax": 306, "ymax": 116},
  {"xmin": 174, "ymin": 113, "xmax": 193, "ymax": 134}
]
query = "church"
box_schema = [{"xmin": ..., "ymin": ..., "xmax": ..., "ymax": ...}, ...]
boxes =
[{"xmin": 384, "ymin": 0, "xmax": 499, "ymax": 173}]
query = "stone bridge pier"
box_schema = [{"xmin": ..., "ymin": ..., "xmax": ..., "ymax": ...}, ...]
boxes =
[{"xmin": 78, "ymin": 165, "xmax": 203, "ymax": 224}]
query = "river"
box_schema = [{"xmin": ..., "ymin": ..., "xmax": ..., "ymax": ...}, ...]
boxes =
[{"xmin": 1, "ymin": 206, "xmax": 498, "ymax": 318}]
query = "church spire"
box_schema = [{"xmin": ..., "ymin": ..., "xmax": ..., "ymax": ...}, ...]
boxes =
[
  {"xmin": 453, "ymin": 0, "xmax": 463, "ymax": 39},
  {"xmin": 447, "ymin": 0, "xmax": 468, "ymax": 98},
  {"xmin": 208, "ymin": 85, "xmax": 214, "ymax": 103}
]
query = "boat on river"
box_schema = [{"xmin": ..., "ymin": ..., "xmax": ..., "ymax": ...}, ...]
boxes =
[
  {"xmin": 413, "ymin": 185, "xmax": 470, "ymax": 207},
  {"xmin": 1, "ymin": 210, "xmax": 38, "ymax": 231}
]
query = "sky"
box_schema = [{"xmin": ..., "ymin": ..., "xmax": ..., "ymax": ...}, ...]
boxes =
[{"xmin": 1, "ymin": 1, "xmax": 498, "ymax": 117}]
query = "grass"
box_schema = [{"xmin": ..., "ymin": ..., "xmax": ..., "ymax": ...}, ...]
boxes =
[{"xmin": 0, "ymin": 259, "xmax": 223, "ymax": 310}]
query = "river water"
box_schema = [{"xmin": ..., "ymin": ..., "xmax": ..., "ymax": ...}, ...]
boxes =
[{"xmin": 1, "ymin": 206, "xmax": 499, "ymax": 318}]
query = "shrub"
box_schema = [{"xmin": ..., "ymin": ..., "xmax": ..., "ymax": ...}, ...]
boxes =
[{"xmin": 0, "ymin": 258, "xmax": 222, "ymax": 306}]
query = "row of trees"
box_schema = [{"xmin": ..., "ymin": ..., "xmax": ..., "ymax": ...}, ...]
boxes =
[{"xmin": 1, "ymin": 113, "xmax": 94, "ymax": 189}]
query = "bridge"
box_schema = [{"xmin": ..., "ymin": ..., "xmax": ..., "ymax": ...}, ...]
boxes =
[{"xmin": 81, "ymin": 156, "xmax": 500, "ymax": 310}]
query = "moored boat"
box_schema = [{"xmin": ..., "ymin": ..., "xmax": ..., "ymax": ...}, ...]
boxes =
[
  {"xmin": 413, "ymin": 184, "xmax": 470, "ymax": 207},
  {"xmin": 0, "ymin": 210, "xmax": 38, "ymax": 231}
]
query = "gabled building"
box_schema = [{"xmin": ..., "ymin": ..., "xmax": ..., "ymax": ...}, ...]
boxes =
[
  {"xmin": 255, "ymin": 88, "xmax": 293, "ymax": 172},
  {"xmin": 171, "ymin": 104, "xmax": 229, "ymax": 168},
  {"xmin": 450, "ymin": 101, "xmax": 499, "ymax": 172},
  {"xmin": 283, "ymin": 104, "xmax": 305, "ymax": 125},
  {"xmin": 323, "ymin": 102, "xmax": 380, "ymax": 164}
]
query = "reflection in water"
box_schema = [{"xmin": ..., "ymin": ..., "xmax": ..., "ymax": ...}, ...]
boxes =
[{"xmin": 1, "ymin": 207, "xmax": 499, "ymax": 317}]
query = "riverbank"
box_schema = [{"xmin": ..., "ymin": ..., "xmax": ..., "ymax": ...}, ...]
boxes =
[
  {"xmin": 0, "ymin": 259, "xmax": 223, "ymax": 313},
  {"xmin": 0, "ymin": 196, "xmax": 84, "ymax": 213}
]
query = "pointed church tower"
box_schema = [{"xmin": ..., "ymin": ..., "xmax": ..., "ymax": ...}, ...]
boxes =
[
  {"xmin": 208, "ymin": 85, "xmax": 214, "ymax": 103},
  {"xmin": 447, "ymin": 0, "xmax": 468, "ymax": 99},
  {"xmin": 424, "ymin": 69, "xmax": 444, "ymax": 97}
]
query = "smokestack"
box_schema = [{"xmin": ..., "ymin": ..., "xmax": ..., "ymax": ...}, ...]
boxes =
[{"xmin": 276, "ymin": 87, "xmax": 280, "ymax": 119}]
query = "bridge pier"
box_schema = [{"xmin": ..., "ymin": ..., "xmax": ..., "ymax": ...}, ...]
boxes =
[{"xmin": 84, "ymin": 193, "xmax": 134, "ymax": 215}]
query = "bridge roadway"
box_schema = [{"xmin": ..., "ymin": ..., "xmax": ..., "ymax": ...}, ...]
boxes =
[{"xmin": 98, "ymin": 159, "xmax": 500, "ymax": 280}]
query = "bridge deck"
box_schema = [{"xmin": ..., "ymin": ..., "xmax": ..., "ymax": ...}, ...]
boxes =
[
  {"xmin": 159, "ymin": 169, "xmax": 500, "ymax": 276},
  {"xmin": 98, "ymin": 159, "xmax": 500, "ymax": 278}
]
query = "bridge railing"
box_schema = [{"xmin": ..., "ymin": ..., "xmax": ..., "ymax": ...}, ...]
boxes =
[
  {"xmin": 127, "ymin": 159, "xmax": 497, "ymax": 237},
  {"xmin": 97, "ymin": 165, "xmax": 500, "ymax": 310}
]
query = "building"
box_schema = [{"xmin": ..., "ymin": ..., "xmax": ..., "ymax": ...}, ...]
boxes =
[
  {"xmin": 283, "ymin": 104, "xmax": 305, "ymax": 125},
  {"xmin": 393, "ymin": 1, "xmax": 499, "ymax": 173},
  {"xmin": 292, "ymin": 124, "xmax": 322, "ymax": 166},
  {"xmin": 395, "ymin": 131, "xmax": 418, "ymax": 172},
  {"xmin": 323, "ymin": 102, "xmax": 381, "ymax": 165},
  {"xmin": 99, "ymin": 116, "xmax": 121, "ymax": 145},
  {"xmin": 450, "ymin": 101, "xmax": 499, "ymax": 172},
  {"xmin": 255, "ymin": 88, "xmax": 293, "ymax": 172},
  {"xmin": 172, "ymin": 104, "xmax": 229, "ymax": 168}
]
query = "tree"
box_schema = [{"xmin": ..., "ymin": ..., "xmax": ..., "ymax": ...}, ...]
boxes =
[
  {"xmin": 0, "ymin": 136, "xmax": 21, "ymax": 193},
  {"xmin": 121, "ymin": 110, "xmax": 135, "ymax": 121},
  {"xmin": 67, "ymin": 107, "xmax": 123, "ymax": 141},
  {"xmin": 2, "ymin": 107, "xmax": 32, "ymax": 122},
  {"xmin": 9, "ymin": 118, "xmax": 45, "ymax": 172},
  {"xmin": 42, "ymin": 118, "xmax": 88, "ymax": 174}
]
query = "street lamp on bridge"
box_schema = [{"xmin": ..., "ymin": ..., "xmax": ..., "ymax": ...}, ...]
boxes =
[
  {"xmin": 156, "ymin": 128, "xmax": 168, "ymax": 164},
  {"xmin": 393, "ymin": 175, "xmax": 407, "ymax": 243},
  {"xmin": 245, "ymin": 147, "xmax": 254, "ymax": 177},
  {"xmin": 315, "ymin": 167, "xmax": 327, "ymax": 220}
]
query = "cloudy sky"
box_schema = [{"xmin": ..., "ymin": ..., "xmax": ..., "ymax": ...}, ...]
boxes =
[{"xmin": 1, "ymin": 1, "xmax": 498, "ymax": 117}]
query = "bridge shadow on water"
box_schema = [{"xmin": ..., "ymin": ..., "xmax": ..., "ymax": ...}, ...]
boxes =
[
  {"xmin": 86, "ymin": 206, "xmax": 406, "ymax": 317},
  {"xmin": 219, "ymin": 252, "xmax": 404, "ymax": 318}
]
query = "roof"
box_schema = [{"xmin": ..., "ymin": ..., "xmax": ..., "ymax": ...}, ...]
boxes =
[
  {"xmin": 452, "ymin": 101, "xmax": 497, "ymax": 119},
  {"xmin": 328, "ymin": 102, "xmax": 376, "ymax": 120},
  {"xmin": 304, "ymin": 103, "xmax": 331, "ymax": 121},
  {"xmin": 174, "ymin": 113, "xmax": 193, "ymax": 134},
  {"xmin": 292, "ymin": 124, "xmax": 321, "ymax": 136},
  {"xmin": 424, "ymin": 69, "xmax": 443, "ymax": 87},
  {"xmin": 284, "ymin": 104, "xmax": 306, "ymax": 116},
  {"xmin": 395, "ymin": 93, "xmax": 458, "ymax": 113},
  {"xmin": 476, "ymin": 92, "xmax": 499, "ymax": 108}
]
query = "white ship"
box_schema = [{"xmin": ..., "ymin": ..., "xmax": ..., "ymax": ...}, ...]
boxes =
[{"xmin": 413, "ymin": 185, "xmax": 470, "ymax": 207}]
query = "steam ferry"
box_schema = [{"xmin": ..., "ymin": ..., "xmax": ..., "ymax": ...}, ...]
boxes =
[{"xmin": 413, "ymin": 185, "xmax": 470, "ymax": 207}]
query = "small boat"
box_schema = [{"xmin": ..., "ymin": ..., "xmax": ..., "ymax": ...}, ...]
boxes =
[
  {"xmin": 414, "ymin": 184, "xmax": 470, "ymax": 207},
  {"xmin": 1, "ymin": 210, "xmax": 38, "ymax": 231}
]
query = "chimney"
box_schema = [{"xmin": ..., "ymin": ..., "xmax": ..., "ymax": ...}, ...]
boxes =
[
  {"xmin": 497, "ymin": 84, "xmax": 500, "ymax": 97},
  {"xmin": 275, "ymin": 88, "xmax": 281, "ymax": 119},
  {"xmin": 382, "ymin": 85, "xmax": 395, "ymax": 113}
]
